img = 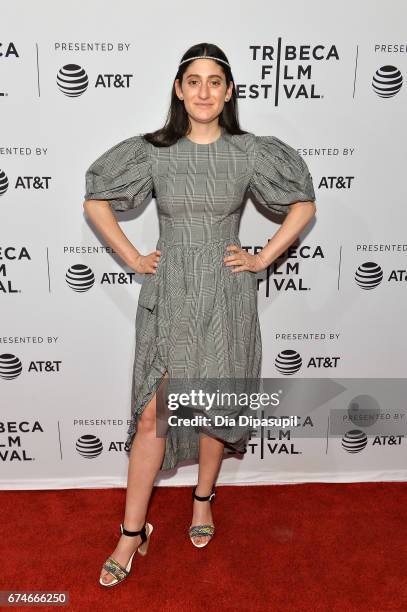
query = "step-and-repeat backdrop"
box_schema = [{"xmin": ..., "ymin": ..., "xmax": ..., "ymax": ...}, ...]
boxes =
[{"xmin": 2, "ymin": 1, "xmax": 407, "ymax": 489}]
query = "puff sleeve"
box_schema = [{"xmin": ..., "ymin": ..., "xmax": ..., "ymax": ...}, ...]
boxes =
[
  {"xmin": 84, "ymin": 134, "xmax": 153, "ymax": 212},
  {"xmin": 249, "ymin": 135, "xmax": 316, "ymax": 215}
]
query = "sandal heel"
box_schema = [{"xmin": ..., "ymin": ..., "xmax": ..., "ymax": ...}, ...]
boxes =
[{"xmin": 137, "ymin": 522, "xmax": 153, "ymax": 556}]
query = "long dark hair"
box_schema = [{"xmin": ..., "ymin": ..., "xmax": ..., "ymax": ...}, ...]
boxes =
[{"xmin": 143, "ymin": 42, "xmax": 248, "ymax": 148}]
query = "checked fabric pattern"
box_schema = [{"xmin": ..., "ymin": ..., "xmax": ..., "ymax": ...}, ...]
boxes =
[{"xmin": 84, "ymin": 128, "xmax": 316, "ymax": 471}]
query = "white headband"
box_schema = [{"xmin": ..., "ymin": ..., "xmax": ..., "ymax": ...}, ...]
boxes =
[{"xmin": 178, "ymin": 55, "xmax": 230, "ymax": 68}]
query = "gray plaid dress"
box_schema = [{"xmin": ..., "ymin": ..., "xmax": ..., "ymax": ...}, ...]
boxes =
[{"xmin": 84, "ymin": 126, "xmax": 316, "ymax": 470}]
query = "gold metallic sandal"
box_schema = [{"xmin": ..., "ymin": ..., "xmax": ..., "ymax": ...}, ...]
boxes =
[
  {"xmin": 189, "ymin": 485, "xmax": 216, "ymax": 548},
  {"xmin": 99, "ymin": 521, "xmax": 154, "ymax": 587}
]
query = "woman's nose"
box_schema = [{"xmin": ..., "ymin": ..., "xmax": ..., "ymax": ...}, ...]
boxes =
[{"xmin": 198, "ymin": 84, "xmax": 210, "ymax": 98}]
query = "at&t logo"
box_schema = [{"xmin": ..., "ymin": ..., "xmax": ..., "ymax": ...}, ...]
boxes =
[
  {"xmin": 56, "ymin": 64, "xmax": 133, "ymax": 97},
  {"xmin": 355, "ymin": 261, "xmax": 407, "ymax": 289},
  {"xmin": 275, "ymin": 350, "xmax": 340, "ymax": 374},
  {"xmin": 0, "ymin": 353, "xmax": 62, "ymax": 379},
  {"xmin": 341, "ymin": 429, "xmax": 404, "ymax": 453},
  {"xmin": 66, "ymin": 264, "xmax": 138, "ymax": 292},
  {"xmin": 372, "ymin": 65, "xmax": 403, "ymax": 98}
]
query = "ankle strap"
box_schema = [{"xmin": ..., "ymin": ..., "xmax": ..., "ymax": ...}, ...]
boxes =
[
  {"xmin": 192, "ymin": 485, "xmax": 216, "ymax": 502},
  {"xmin": 120, "ymin": 522, "xmax": 147, "ymax": 544}
]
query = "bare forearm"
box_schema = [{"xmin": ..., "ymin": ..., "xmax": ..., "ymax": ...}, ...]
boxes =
[
  {"xmin": 257, "ymin": 201, "xmax": 316, "ymax": 268},
  {"xmin": 83, "ymin": 200, "xmax": 140, "ymax": 267}
]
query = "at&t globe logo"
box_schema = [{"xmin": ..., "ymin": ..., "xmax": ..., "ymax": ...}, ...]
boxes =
[
  {"xmin": 275, "ymin": 350, "xmax": 302, "ymax": 375},
  {"xmin": 66, "ymin": 264, "xmax": 95, "ymax": 292},
  {"xmin": 0, "ymin": 353, "xmax": 23, "ymax": 380},
  {"xmin": 355, "ymin": 262, "xmax": 383, "ymax": 289},
  {"xmin": 372, "ymin": 65, "xmax": 403, "ymax": 98},
  {"xmin": 76, "ymin": 434, "xmax": 103, "ymax": 458},
  {"xmin": 342, "ymin": 430, "xmax": 368, "ymax": 453},
  {"xmin": 57, "ymin": 64, "xmax": 89, "ymax": 97}
]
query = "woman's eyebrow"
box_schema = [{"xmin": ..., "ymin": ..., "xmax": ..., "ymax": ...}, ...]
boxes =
[{"xmin": 185, "ymin": 73, "xmax": 223, "ymax": 78}]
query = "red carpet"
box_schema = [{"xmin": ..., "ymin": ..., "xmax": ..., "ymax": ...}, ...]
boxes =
[{"xmin": 2, "ymin": 483, "xmax": 406, "ymax": 611}]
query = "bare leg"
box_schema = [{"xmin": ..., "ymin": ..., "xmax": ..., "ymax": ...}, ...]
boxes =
[
  {"xmin": 190, "ymin": 432, "xmax": 224, "ymax": 546},
  {"xmin": 100, "ymin": 370, "xmax": 169, "ymax": 585}
]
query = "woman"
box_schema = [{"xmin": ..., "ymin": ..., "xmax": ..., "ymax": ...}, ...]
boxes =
[{"xmin": 83, "ymin": 42, "xmax": 316, "ymax": 587}]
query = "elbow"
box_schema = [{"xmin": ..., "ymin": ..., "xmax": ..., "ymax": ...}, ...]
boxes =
[
  {"xmin": 302, "ymin": 200, "xmax": 317, "ymax": 218},
  {"xmin": 83, "ymin": 199, "xmax": 91, "ymax": 215},
  {"xmin": 83, "ymin": 199, "xmax": 100, "ymax": 217},
  {"xmin": 288, "ymin": 200, "xmax": 317, "ymax": 217},
  {"xmin": 306, "ymin": 200, "xmax": 317, "ymax": 222},
  {"xmin": 83, "ymin": 198, "xmax": 109, "ymax": 212},
  {"xmin": 309, "ymin": 200, "xmax": 317, "ymax": 216}
]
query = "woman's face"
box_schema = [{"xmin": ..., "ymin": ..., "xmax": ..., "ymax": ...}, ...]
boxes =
[{"xmin": 175, "ymin": 58, "xmax": 233, "ymax": 125}]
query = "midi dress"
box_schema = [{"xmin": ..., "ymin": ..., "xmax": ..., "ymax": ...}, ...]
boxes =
[{"xmin": 84, "ymin": 126, "xmax": 316, "ymax": 471}]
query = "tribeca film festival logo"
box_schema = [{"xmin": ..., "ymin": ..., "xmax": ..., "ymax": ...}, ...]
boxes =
[
  {"xmin": 241, "ymin": 409, "xmax": 313, "ymax": 459},
  {"xmin": 242, "ymin": 43, "xmax": 340, "ymax": 105},
  {"xmin": 0, "ymin": 421, "xmax": 44, "ymax": 462},
  {"xmin": 243, "ymin": 243, "xmax": 323, "ymax": 295}
]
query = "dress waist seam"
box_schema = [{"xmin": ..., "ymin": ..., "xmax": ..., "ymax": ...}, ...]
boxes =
[{"xmin": 157, "ymin": 235, "xmax": 240, "ymax": 248}]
